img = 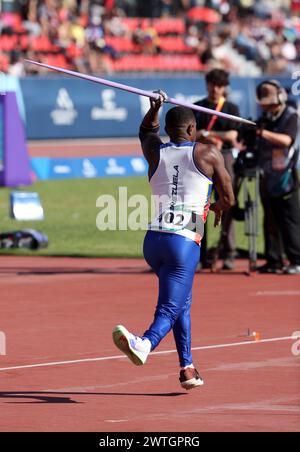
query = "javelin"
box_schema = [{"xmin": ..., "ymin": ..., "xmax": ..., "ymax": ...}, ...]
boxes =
[{"xmin": 25, "ymin": 60, "xmax": 256, "ymax": 126}]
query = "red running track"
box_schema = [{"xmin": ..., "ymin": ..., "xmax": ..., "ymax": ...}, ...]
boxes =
[
  {"xmin": 28, "ymin": 138, "xmax": 142, "ymax": 158},
  {"xmin": 0, "ymin": 256, "xmax": 299, "ymax": 432}
]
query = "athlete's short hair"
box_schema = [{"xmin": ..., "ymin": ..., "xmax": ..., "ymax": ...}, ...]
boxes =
[{"xmin": 165, "ymin": 106, "xmax": 196, "ymax": 130}]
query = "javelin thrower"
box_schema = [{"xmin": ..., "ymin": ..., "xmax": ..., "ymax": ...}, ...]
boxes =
[
  {"xmin": 113, "ymin": 92, "xmax": 235, "ymax": 390},
  {"xmin": 25, "ymin": 61, "xmax": 248, "ymax": 389}
]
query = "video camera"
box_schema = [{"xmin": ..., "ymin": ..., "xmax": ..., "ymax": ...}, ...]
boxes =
[{"xmin": 234, "ymin": 121, "xmax": 259, "ymax": 177}]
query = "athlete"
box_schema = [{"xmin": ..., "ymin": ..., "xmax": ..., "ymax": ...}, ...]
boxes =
[{"xmin": 113, "ymin": 92, "xmax": 235, "ymax": 390}]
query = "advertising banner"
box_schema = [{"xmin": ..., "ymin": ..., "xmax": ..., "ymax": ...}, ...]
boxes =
[
  {"xmin": 31, "ymin": 155, "xmax": 148, "ymax": 181},
  {"xmin": 21, "ymin": 76, "xmax": 255, "ymax": 139}
]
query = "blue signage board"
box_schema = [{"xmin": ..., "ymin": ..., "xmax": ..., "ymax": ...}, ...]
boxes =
[{"xmin": 31, "ymin": 155, "xmax": 148, "ymax": 181}]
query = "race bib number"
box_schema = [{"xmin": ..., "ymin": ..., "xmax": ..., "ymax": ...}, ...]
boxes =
[{"xmin": 152, "ymin": 209, "xmax": 192, "ymax": 232}]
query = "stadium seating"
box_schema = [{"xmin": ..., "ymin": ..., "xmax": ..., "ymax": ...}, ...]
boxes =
[
  {"xmin": 105, "ymin": 35, "xmax": 193, "ymax": 54},
  {"xmin": 96, "ymin": 17, "xmax": 198, "ymax": 72},
  {"xmin": 2, "ymin": 4, "xmax": 297, "ymax": 76},
  {"xmin": 112, "ymin": 54, "xmax": 204, "ymax": 72},
  {"xmin": 120, "ymin": 17, "xmax": 185, "ymax": 35}
]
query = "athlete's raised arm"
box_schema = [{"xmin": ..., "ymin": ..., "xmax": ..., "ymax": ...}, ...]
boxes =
[{"xmin": 139, "ymin": 91, "xmax": 167, "ymax": 178}]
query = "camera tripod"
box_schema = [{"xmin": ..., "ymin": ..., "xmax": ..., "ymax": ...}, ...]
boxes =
[
  {"xmin": 237, "ymin": 167, "xmax": 260, "ymax": 274},
  {"xmin": 211, "ymin": 167, "xmax": 260, "ymax": 275}
]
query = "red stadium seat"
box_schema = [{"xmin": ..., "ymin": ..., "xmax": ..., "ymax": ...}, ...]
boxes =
[
  {"xmin": 19, "ymin": 34, "xmax": 29, "ymax": 51},
  {"xmin": 1, "ymin": 12, "xmax": 23, "ymax": 31},
  {"xmin": 55, "ymin": 54, "xmax": 69, "ymax": 68},
  {"xmin": 43, "ymin": 53, "xmax": 70, "ymax": 69},
  {"xmin": 113, "ymin": 56, "xmax": 132, "ymax": 71},
  {"xmin": 0, "ymin": 35, "xmax": 18, "ymax": 52},
  {"xmin": 120, "ymin": 18, "xmax": 140, "ymax": 31},
  {"xmin": 66, "ymin": 43, "xmax": 84, "ymax": 59},
  {"xmin": 140, "ymin": 55, "xmax": 155, "ymax": 71},
  {"xmin": 0, "ymin": 53, "xmax": 9, "ymax": 72},
  {"xmin": 159, "ymin": 36, "xmax": 193, "ymax": 53},
  {"xmin": 105, "ymin": 36, "xmax": 138, "ymax": 53},
  {"xmin": 153, "ymin": 18, "xmax": 185, "ymax": 35},
  {"xmin": 31, "ymin": 36, "xmax": 57, "ymax": 53}
]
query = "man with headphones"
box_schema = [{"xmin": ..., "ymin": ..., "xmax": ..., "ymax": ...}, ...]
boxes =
[{"xmin": 256, "ymin": 80, "xmax": 300, "ymax": 275}]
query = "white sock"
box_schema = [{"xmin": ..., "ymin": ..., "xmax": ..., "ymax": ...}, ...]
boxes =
[
  {"xmin": 181, "ymin": 364, "xmax": 195, "ymax": 371},
  {"xmin": 135, "ymin": 337, "xmax": 152, "ymax": 354},
  {"xmin": 142, "ymin": 338, "xmax": 152, "ymax": 354}
]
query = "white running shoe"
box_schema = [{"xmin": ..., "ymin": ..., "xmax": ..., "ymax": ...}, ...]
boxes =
[
  {"xmin": 112, "ymin": 325, "xmax": 151, "ymax": 366},
  {"xmin": 284, "ymin": 265, "xmax": 300, "ymax": 275},
  {"xmin": 179, "ymin": 367, "xmax": 204, "ymax": 390}
]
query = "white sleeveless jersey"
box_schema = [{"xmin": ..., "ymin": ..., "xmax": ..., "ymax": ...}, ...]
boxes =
[{"xmin": 149, "ymin": 142, "xmax": 213, "ymax": 245}]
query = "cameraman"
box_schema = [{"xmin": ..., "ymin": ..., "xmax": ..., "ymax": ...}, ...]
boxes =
[
  {"xmin": 256, "ymin": 80, "xmax": 300, "ymax": 275},
  {"xmin": 194, "ymin": 69, "xmax": 240, "ymax": 270}
]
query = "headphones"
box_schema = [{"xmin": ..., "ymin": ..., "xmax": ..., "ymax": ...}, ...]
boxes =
[{"xmin": 256, "ymin": 80, "xmax": 288, "ymax": 105}]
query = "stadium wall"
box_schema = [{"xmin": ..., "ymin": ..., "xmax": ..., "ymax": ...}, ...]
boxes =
[{"xmin": 19, "ymin": 76, "xmax": 300, "ymax": 140}]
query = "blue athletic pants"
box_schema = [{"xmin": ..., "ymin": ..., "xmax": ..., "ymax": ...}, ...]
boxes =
[{"xmin": 143, "ymin": 231, "xmax": 200, "ymax": 367}]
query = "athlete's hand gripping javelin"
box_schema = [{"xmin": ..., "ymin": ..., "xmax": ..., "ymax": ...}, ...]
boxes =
[
  {"xmin": 141, "ymin": 90, "xmax": 167, "ymax": 131},
  {"xmin": 149, "ymin": 90, "xmax": 168, "ymax": 110}
]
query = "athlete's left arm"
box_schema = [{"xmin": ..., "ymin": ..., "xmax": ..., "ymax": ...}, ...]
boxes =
[
  {"xmin": 210, "ymin": 148, "xmax": 235, "ymax": 227},
  {"xmin": 194, "ymin": 144, "xmax": 235, "ymax": 227}
]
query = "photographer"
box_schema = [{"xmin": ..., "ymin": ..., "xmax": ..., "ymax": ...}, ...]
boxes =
[
  {"xmin": 256, "ymin": 80, "xmax": 300, "ymax": 275},
  {"xmin": 194, "ymin": 69, "xmax": 240, "ymax": 270}
]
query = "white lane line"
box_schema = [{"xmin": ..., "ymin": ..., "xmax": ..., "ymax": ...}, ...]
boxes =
[
  {"xmin": 254, "ymin": 291, "xmax": 300, "ymax": 297},
  {"xmin": 0, "ymin": 335, "xmax": 299, "ymax": 373},
  {"xmin": 156, "ymin": 335, "xmax": 300, "ymax": 355}
]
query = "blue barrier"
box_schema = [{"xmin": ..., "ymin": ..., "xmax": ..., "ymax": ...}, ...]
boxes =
[
  {"xmin": 20, "ymin": 76, "xmax": 300, "ymax": 140},
  {"xmin": 31, "ymin": 156, "xmax": 148, "ymax": 180}
]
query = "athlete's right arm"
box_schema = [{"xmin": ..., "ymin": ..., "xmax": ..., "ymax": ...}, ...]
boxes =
[{"xmin": 139, "ymin": 93, "xmax": 166, "ymax": 176}]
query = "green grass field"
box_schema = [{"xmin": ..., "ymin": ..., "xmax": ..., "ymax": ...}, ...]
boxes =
[{"xmin": 0, "ymin": 177, "xmax": 265, "ymax": 258}]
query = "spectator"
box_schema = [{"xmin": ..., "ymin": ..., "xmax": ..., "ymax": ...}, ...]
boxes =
[
  {"xmin": 194, "ymin": 69, "xmax": 240, "ymax": 270},
  {"xmin": 256, "ymin": 80, "xmax": 300, "ymax": 275},
  {"xmin": 23, "ymin": 0, "xmax": 42, "ymax": 37},
  {"xmin": 8, "ymin": 51, "xmax": 26, "ymax": 77},
  {"xmin": 133, "ymin": 21, "xmax": 160, "ymax": 54}
]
